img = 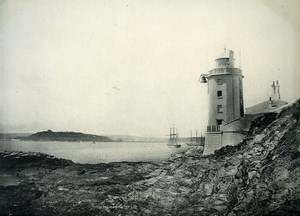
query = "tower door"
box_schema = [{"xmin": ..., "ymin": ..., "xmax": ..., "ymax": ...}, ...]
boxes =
[{"xmin": 216, "ymin": 119, "xmax": 223, "ymax": 125}]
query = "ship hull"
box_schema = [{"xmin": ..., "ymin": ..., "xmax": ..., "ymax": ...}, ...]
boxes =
[
  {"xmin": 167, "ymin": 143, "xmax": 181, "ymax": 148},
  {"xmin": 186, "ymin": 142, "xmax": 203, "ymax": 146}
]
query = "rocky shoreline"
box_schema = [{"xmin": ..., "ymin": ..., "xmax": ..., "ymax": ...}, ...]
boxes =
[
  {"xmin": 1, "ymin": 100, "xmax": 300, "ymax": 215},
  {"xmin": 0, "ymin": 150, "xmax": 160, "ymax": 215}
]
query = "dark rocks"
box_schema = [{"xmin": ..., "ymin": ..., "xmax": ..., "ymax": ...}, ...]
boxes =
[
  {"xmin": 0, "ymin": 151, "xmax": 73, "ymax": 171},
  {"xmin": 78, "ymin": 169, "xmax": 86, "ymax": 175}
]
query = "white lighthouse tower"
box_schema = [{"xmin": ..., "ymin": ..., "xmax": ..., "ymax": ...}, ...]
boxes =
[{"xmin": 199, "ymin": 49, "xmax": 244, "ymax": 155}]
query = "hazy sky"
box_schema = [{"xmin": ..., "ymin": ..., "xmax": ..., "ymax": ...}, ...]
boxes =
[{"xmin": 1, "ymin": 0, "xmax": 299, "ymax": 136}]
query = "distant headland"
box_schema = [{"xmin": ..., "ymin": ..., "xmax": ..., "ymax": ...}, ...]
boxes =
[
  {"xmin": 20, "ymin": 130, "xmax": 113, "ymax": 142},
  {"xmin": 0, "ymin": 131, "xmax": 169, "ymax": 143}
]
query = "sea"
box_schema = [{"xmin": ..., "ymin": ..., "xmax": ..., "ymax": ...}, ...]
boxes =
[{"xmin": 0, "ymin": 141, "xmax": 190, "ymax": 164}]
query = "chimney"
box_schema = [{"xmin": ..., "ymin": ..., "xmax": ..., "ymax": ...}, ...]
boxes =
[
  {"xmin": 276, "ymin": 80, "xmax": 281, "ymax": 99},
  {"xmin": 271, "ymin": 80, "xmax": 279, "ymax": 100},
  {"xmin": 271, "ymin": 81, "xmax": 276, "ymax": 96}
]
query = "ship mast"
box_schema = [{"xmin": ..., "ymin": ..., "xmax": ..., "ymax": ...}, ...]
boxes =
[{"xmin": 173, "ymin": 125, "xmax": 176, "ymax": 141}]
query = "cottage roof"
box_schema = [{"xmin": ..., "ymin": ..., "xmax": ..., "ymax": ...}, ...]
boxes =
[
  {"xmin": 245, "ymin": 99, "xmax": 288, "ymax": 115},
  {"xmin": 221, "ymin": 99, "xmax": 288, "ymax": 132}
]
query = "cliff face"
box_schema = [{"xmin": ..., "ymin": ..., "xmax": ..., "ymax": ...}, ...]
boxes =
[
  {"xmin": 122, "ymin": 100, "xmax": 300, "ymax": 215},
  {"xmin": 123, "ymin": 100, "xmax": 300, "ymax": 215},
  {"xmin": 0, "ymin": 100, "xmax": 300, "ymax": 215}
]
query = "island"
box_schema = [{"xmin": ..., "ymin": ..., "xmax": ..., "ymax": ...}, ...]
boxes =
[{"xmin": 21, "ymin": 130, "xmax": 113, "ymax": 142}]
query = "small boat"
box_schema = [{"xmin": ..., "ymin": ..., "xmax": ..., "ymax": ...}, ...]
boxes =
[
  {"xmin": 167, "ymin": 126, "xmax": 181, "ymax": 148},
  {"xmin": 186, "ymin": 130, "xmax": 205, "ymax": 146}
]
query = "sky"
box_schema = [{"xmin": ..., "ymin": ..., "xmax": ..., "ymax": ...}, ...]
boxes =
[{"xmin": 1, "ymin": 0, "xmax": 299, "ymax": 137}]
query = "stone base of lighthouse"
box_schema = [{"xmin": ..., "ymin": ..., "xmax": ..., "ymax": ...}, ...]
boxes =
[
  {"xmin": 203, "ymin": 130, "xmax": 248, "ymax": 155},
  {"xmin": 203, "ymin": 132, "xmax": 222, "ymax": 155}
]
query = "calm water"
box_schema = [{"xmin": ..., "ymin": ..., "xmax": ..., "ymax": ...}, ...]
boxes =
[{"xmin": 0, "ymin": 141, "xmax": 189, "ymax": 164}]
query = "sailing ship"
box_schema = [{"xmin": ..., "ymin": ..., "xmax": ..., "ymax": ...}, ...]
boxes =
[
  {"xmin": 186, "ymin": 130, "xmax": 205, "ymax": 146},
  {"xmin": 167, "ymin": 126, "xmax": 181, "ymax": 148}
]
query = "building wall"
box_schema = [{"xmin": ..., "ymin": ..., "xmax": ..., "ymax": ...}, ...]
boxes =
[
  {"xmin": 203, "ymin": 132, "xmax": 222, "ymax": 155},
  {"xmin": 207, "ymin": 73, "xmax": 243, "ymax": 125},
  {"xmin": 203, "ymin": 131, "xmax": 247, "ymax": 155},
  {"xmin": 207, "ymin": 76, "xmax": 224, "ymax": 125},
  {"xmin": 221, "ymin": 114, "xmax": 262, "ymax": 132}
]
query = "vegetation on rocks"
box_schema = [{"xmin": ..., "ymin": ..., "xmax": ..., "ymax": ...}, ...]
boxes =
[{"xmin": 1, "ymin": 100, "xmax": 300, "ymax": 215}]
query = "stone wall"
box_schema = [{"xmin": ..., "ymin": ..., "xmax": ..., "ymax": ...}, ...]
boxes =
[
  {"xmin": 204, "ymin": 131, "xmax": 247, "ymax": 155},
  {"xmin": 203, "ymin": 132, "xmax": 222, "ymax": 155},
  {"xmin": 222, "ymin": 132, "xmax": 247, "ymax": 147}
]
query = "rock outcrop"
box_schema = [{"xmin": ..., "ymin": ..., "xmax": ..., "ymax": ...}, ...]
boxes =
[{"xmin": 0, "ymin": 100, "xmax": 300, "ymax": 215}]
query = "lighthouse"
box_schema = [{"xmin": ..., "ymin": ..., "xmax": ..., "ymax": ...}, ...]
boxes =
[{"xmin": 199, "ymin": 49, "xmax": 244, "ymax": 155}]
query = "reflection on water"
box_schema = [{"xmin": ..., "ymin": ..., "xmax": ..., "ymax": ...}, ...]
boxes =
[{"xmin": 0, "ymin": 141, "xmax": 189, "ymax": 164}]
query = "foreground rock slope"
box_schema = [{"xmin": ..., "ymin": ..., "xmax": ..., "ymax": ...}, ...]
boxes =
[{"xmin": 0, "ymin": 100, "xmax": 300, "ymax": 215}]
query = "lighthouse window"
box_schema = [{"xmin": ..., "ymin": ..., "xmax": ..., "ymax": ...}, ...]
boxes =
[
  {"xmin": 217, "ymin": 90, "xmax": 223, "ymax": 98},
  {"xmin": 217, "ymin": 78, "xmax": 223, "ymax": 85},
  {"xmin": 217, "ymin": 119, "xmax": 223, "ymax": 125},
  {"xmin": 217, "ymin": 105, "xmax": 223, "ymax": 113}
]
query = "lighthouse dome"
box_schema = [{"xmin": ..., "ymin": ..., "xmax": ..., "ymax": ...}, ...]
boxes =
[{"xmin": 215, "ymin": 49, "xmax": 235, "ymax": 68}]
